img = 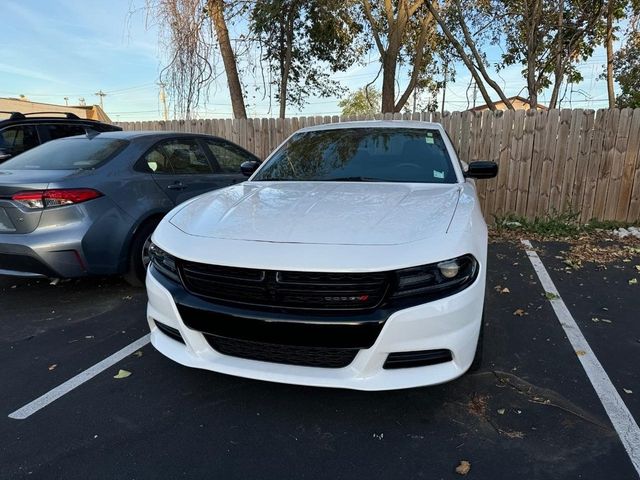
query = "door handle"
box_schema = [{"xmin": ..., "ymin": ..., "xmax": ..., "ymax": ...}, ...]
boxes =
[{"xmin": 167, "ymin": 182, "xmax": 187, "ymax": 190}]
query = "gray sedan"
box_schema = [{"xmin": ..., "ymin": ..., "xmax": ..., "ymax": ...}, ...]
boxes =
[{"xmin": 0, "ymin": 131, "xmax": 260, "ymax": 285}]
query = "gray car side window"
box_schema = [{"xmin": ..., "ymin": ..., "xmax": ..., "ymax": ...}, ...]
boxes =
[
  {"xmin": 144, "ymin": 139, "xmax": 213, "ymax": 174},
  {"xmin": 204, "ymin": 140, "xmax": 250, "ymax": 174}
]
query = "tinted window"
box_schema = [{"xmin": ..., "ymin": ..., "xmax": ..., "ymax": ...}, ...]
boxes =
[
  {"xmin": 46, "ymin": 124, "xmax": 87, "ymax": 140},
  {"xmin": 145, "ymin": 139, "xmax": 213, "ymax": 174},
  {"xmin": 0, "ymin": 138, "xmax": 127, "ymax": 170},
  {"xmin": 252, "ymin": 128, "xmax": 457, "ymax": 183},
  {"xmin": 0, "ymin": 125, "xmax": 39, "ymax": 156},
  {"xmin": 205, "ymin": 140, "xmax": 249, "ymax": 173}
]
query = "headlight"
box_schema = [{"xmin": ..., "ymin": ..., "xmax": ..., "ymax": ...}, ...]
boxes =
[
  {"xmin": 391, "ymin": 254, "xmax": 478, "ymax": 300},
  {"xmin": 149, "ymin": 242, "xmax": 180, "ymax": 283}
]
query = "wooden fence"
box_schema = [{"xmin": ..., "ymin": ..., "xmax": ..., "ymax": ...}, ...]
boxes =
[{"xmin": 117, "ymin": 109, "xmax": 640, "ymax": 223}]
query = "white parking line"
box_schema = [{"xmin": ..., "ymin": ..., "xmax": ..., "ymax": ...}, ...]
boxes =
[
  {"xmin": 521, "ymin": 239, "xmax": 640, "ymax": 476},
  {"xmin": 8, "ymin": 334, "xmax": 150, "ymax": 420}
]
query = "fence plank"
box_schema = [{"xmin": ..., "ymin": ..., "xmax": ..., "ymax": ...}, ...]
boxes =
[
  {"xmin": 516, "ymin": 109, "xmax": 537, "ymax": 216},
  {"xmin": 605, "ymin": 108, "xmax": 633, "ymax": 219},
  {"xmin": 572, "ymin": 110, "xmax": 595, "ymax": 220},
  {"xmin": 581, "ymin": 109, "xmax": 609, "ymax": 222},
  {"xmin": 593, "ymin": 109, "xmax": 621, "ymax": 219},
  {"xmin": 618, "ymin": 109, "xmax": 640, "ymax": 221},
  {"xmin": 559, "ymin": 109, "xmax": 583, "ymax": 214},
  {"xmin": 536, "ymin": 109, "xmax": 560, "ymax": 217}
]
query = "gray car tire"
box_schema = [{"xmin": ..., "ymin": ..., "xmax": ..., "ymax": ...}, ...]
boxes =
[{"xmin": 123, "ymin": 220, "xmax": 159, "ymax": 287}]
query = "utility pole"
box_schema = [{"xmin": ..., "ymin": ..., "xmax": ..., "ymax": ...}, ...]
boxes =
[
  {"xmin": 78, "ymin": 97, "xmax": 86, "ymax": 106},
  {"xmin": 94, "ymin": 90, "xmax": 106, "ymax": 109},
  {"xmin": 441, "ymin": 63, "xmax": 448, "ymax": 116},
  {"xmin": 64, "ymin": 96, "xmax": 69, "ymax": 106},
  {"xmin": 158, "ymin": 82, "xmax": 169, "ymax": 121},
  {"xmin": 472, "ymin": 80, "xmax": 478, "ymax": 109}
]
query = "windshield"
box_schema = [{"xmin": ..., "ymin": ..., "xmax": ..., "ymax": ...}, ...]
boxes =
[
  {"xmin": 0, "ymin": 137, "xmax": 128, "ymax": 170},
  {"xmin": 252, "ymin": 128, "xmax": 457, "ymax": 183}
]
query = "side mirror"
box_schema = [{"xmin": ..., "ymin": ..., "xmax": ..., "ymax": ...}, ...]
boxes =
[
  {"xmin": 240, "ymin": 160, "xmax": 261, "ymax": 177},
  {"xmin": 465, "ymin": 161, "xmax": 498, "ymax": 179}
]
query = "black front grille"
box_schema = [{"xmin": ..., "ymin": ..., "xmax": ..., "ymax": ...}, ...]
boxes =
[
  {"xmin": 383, "ymin": 349, "xmax": 453, "ymax": 369},
  {"xmin": 206, "ymin": 335, "xmax": 358, "ymax": 368},
  {"xmin": 179, "ymin": 261, "xmax": 390, "ymax": 311}
]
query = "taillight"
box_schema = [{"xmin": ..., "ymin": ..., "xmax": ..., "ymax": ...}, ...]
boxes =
[{"xmin": 11, "ymin": 189, "xmax": 102, "ymax": 209}]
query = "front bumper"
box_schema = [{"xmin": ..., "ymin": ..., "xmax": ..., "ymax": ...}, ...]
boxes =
[{"xmin": 146, "ymin": 265, "xmax": 485, "ymax": 391}]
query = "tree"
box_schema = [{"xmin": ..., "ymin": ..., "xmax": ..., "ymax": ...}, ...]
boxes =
[
  {"xmin": 360, "ymin": 0, "xmax": 441, "ymax": 113},
  {"xmin": 338, "ymin": 87, "xmax": 382, "ymax": 116},
  {"xmin": 148, "ymin": 0, "xmax": 247, "ymax": 119},
  {"xmin": 613, "ymin": 31, "xmax": 640, "ymax": 107},
  {"xmin": 499, "ymin": 0, "xmax": 605, "ymax": 109},
  {"xmin": 251, "ymin": 0, "xmax": 364, "ymax": 118},
  {"xmin": 426, "ymin": 0, "xmax": 513, "ymax": 111}
]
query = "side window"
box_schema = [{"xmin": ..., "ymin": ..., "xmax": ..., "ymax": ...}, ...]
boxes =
[
  {"xmin": 205, "ymin": 140, "xmax": 250, "ymax": 174},
  {"xmin": 145, "ymin": 139, "xmax": 213, "ymax": 174},
  {"xmin": 46, "ymin": 124, "xmax": 86, "ymax": 140},
  {"xmin": 0, "ymin": 125, "xmax": 39, "ymax": 156}
]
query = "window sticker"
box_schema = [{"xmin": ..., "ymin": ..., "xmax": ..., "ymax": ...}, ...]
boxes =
[{"xmin": 433, "ymin": 170, "xmax": 445, "ymax": 179}]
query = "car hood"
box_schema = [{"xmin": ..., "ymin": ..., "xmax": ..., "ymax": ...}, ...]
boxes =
[{"xmin": 169, "ymin": 181, "xmax": 462, "ymax": 246}]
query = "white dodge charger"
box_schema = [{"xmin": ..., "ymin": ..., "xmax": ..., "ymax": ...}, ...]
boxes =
[{"xmin": 145, "ymin": 121, "xmax": 497, "ymax": 390}]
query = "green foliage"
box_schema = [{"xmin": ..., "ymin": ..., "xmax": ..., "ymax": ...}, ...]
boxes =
[
  {"xmin": 493, "ymin": 211, "xmax": 636, "ymax": 237},
  {"xmin": 251, "ymin": 0, "xmax": 364, "ymax": 116},
  {"xmin": 614, "ymin": 31, "xmax": 640, "ymax": 108},
  {"xmin": 338, "ymin": 87, "xmax": 381, "ymax": 116}
]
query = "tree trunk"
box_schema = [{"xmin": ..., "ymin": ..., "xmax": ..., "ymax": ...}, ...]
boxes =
[
  {"xmin": 606, "ymin": 0, "xmax": 616, "ymax": 108},
  {"xmin": 278, "ymin": 8, "xmax": 295, "ymax": 119},
  {"xmin": 381, "ymin": 52, "xmax": 398, "ymax": 113},
  {"xmin": 209, "ymin": 0, "xmax": 247, "ymax": 119},
  {"xmin": 426, "ymin": 1, "xmax": 498, "ymax": 110},
  {"xmin": 525, "ymin": 0, "xmax": 542, "ymax": 108},
  {"xmin": 548, "ymin": 0, "xmax": 565, "ymax": 108}
]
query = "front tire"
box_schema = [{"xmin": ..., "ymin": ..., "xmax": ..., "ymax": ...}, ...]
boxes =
[{"xmin": 123, "ymin": 220, "xmax": 159, "ymax": 287}]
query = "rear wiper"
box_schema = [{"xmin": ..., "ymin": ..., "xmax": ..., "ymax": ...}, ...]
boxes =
[{"xmin": 324, "ymin": 176, "xmax": 384, "ymax": 182}]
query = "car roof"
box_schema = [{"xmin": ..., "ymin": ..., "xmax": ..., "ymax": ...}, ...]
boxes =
[{"xmin": 296, "ymin": 120, "xmax": 445, "ymax": 133}]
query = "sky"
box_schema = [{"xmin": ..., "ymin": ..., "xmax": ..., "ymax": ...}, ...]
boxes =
[{"xmin": 1, "ymin": 0, "xmax": 614, "ymax": 122}]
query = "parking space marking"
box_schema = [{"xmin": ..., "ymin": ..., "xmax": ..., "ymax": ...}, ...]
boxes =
[
  {"xmin": 8, "ymin": 334, "xmax": 150, "ymax": 420},
  {"xmin": 522, "ymin": 239, "xmax": 640, "ymax": 475}
]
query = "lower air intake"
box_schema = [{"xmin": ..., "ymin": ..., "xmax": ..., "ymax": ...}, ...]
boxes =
[
  {"xmin": 383, "ymin": 349, "xmax": 452, "ymax": 369},
  {"xmin": 205, "ymin": 335, "xmax": 358, "ymax": 368}
]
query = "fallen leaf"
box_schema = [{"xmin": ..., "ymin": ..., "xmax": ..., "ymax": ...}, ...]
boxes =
[
  {"xmin": 48, "ymin": 364, "xmax": 57, "ymax": 371},
  {"xmin": 635, "ymin": 265, "xmax": 640, "ymax": 272},
  {"xmin": 591, "ymin": 317, "xmax": 599, "ymax": 322},
  {"xmin": 113, "ymin": 369, "xmax": 131, "ymax": 379},
  {"xmin": 545, "ymin": 292, "xmax": 559, "ymax": 300},
  {"xmin": 455, "ymin": 460, "xmax": 471, "ymax": 476},
  {"xmin": 122, "ymin": 295, "xmax": 132, "ymax": 300},
  {"xmin": 576, "ymin": 350, "xmax": 587, "ymax": 356},
  {"xmin": 601, "ymin": 318, "xmax": 612, "ymax": 324},
  {"xmin": 629, "ymin": 278, "xmax": 638, "ymax": 285},
  {"xmin": 133, "ymin": 350, "xmax": 143, "ymax": 358},
  {"xmin": 513, "ymin": 308, "xmax": 525, "ymax": 316},
  {"xmin": 501, "ymin": 287, "xmax": 510, "ymax": 294},
  {"xmin": 497, "ymin": 408, "xmax": 506, "ymax": 415},
  {"xmin": 623, "ymin": 388, "xmax": 633, "ymax": 394}
]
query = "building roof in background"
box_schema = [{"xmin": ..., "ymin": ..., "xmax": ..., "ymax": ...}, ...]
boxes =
[
  {"xmin": 0, "ymin": 97, "xmax": 112, "ymax": 122},
  {"xmin": 468, "ymin": 95, "xmax": 548, "ymax": 112}
]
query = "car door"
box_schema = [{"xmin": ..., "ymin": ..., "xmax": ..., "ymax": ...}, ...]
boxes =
[
  {"xmin": 200, "ymin": 137, "xmax": 258, "ymax": 185},
  {"xmin": 143, "ymin": 137, "xmax": 231, "ymax": 205}
]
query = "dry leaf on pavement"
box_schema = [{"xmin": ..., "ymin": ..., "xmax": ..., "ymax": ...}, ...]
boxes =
[
  {"xmin": 455, "ymin": 460, "xmax": 471, "ymax": 475},
  {"xmin": 513, "ymin": 308, "xmax": 525, "ymax": 316},
  {"xmin": 113, "ymin": 369, "xmax": 131, "ymax": 379}
]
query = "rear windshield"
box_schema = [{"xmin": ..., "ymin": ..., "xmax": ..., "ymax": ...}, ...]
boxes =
[
  {"xmin": 252, "ymin": 128, "xmax": 457, "ymax": 183},
  {"xmin": 0, "ymin": 137, "xmax": 128, "ymax": 170}
]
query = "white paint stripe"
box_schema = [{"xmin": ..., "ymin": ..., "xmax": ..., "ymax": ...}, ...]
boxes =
[
  {"xmin": 9, "ymin": 334, "xmax": 150, "ymax": 420},
  {"xmin": 521, "ymin": 239, "xmax": 640, "ymax": 476}
]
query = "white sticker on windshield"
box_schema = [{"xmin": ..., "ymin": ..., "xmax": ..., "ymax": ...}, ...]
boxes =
[
  {"xmin": 433, "ymin": 170, "xmax": 444, "ymax": 179},
  {"xmin": 425, "ymin": 136, "xmax": 434, "ymax": 144}
]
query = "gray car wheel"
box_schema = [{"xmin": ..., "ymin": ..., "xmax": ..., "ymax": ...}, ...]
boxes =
[{"xmin": 123, "ymin": 220, "xmax": 160, "ymax": 287}]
